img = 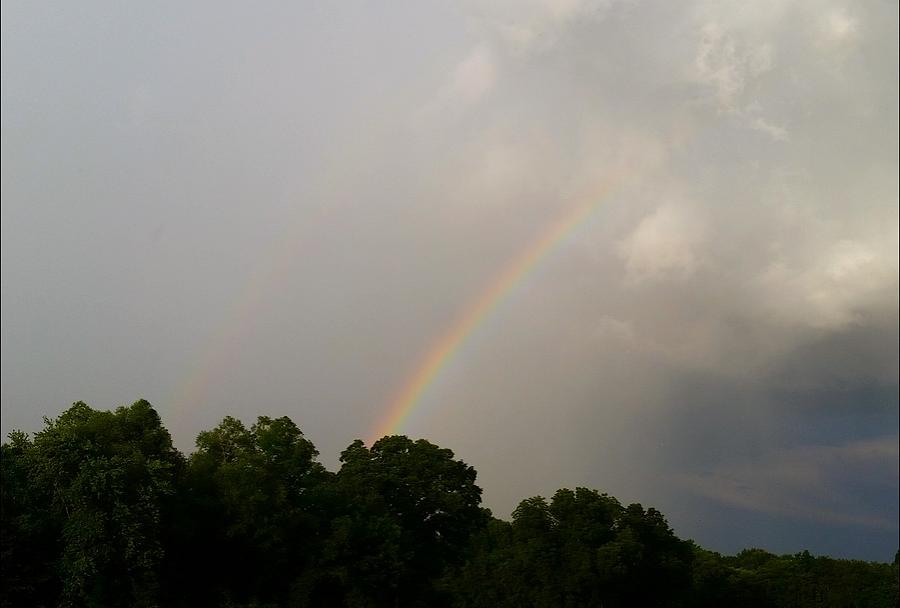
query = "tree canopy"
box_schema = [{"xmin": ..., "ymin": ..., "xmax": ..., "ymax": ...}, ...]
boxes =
[{"xmin": 2, "ymin": 401, "xmax": 897, "ymax": 607}]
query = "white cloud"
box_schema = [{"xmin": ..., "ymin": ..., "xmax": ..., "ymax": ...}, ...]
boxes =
[
  {"xmin": 618, "ymin": 203, "xmax": 708, "ymax": 284},
  {"xmin": 757, "ymin": 237, "xmax": 899, "ymax": 330},
  {"xmin": 694, "ymin": 23, "xmax": 747, "ymax": 110},
  {"xmin": 414, "ymin": 45, "xmax": 497, "ymax": 127},
  {"xmin": 693, "ymin": 20, "xmax": 777, "ymax": 110},
  {"xmin": 751, "ymin": 116, "xmax": 790, "ymax": 141},
  {"xmin": 450, "ymin": 45, "xmax": 497, "ymax": 105},
  {"xmin": 820, "ymin": 8, "xmax": 858, "ymax": 44}
]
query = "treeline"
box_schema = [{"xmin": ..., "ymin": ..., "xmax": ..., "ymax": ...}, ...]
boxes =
[{"xmin": 1, "ymin": 400, "xmax": 897, "ymax": 607}]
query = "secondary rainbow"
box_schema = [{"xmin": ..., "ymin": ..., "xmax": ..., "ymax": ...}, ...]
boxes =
[
  {"xmin": 368, "ymin": 181, "xmax": 617, "ymax": 444},
  {"xmin": 167, "ymin": 202, "xmax": 335, "ymax": 435}
]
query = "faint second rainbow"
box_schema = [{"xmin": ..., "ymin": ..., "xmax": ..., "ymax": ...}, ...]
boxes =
[{"xmin": 367, "ymin": 180, "xmax": 617, "ymax": 444}]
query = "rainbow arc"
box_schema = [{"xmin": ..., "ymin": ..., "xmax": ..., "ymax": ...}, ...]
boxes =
[{"xmin": 367, "ymin": 180, "xmax": 618, "ymax": 443}]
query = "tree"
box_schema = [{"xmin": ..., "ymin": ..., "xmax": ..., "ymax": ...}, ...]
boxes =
[
  {"xmin": 1, "ymin": 431, "xmax": 61, "ymax": 607},
  {"xmin": 448, "ymin": 489, "xmax": 694, "ymax": 608},
  {"xmin": 20, "ymin": 400, "xmax": 181, "ymax": 607},
  {"xmin": 594, "ymin": 503, "xmax": 693, "ymax": 607},
  {"xmin": 172, "ymin": 415, "xmax": 328, "ymax": 606},
  {"xmin": 4, "ymin": 402, "xmax": 899, "ymax": 607},
  {"xmin": 312, "ymin": 436, "xmax": 486, "ymax": 607}
]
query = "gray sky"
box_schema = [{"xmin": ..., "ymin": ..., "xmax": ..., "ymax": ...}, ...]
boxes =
[{"xmin": 2, "ymin": 0, "xmax": 897, "ymax": 561}]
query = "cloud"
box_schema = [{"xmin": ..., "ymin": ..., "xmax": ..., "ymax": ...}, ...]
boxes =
[
  {"xmin": 750, "ymin": 116, "xmax": 789, "ymax": 141},
  {"xmin": 450, "ymin": 45, "xmax": 497, "ymax": 104},
  {"xmin": 618, "ymin": 202, "xmax": 708, "ymax": 284},
  {"xmin": 474, "ymin": 0, "xmax": 616, "ymax": 56},
  {"xmin": 694, "ymin": 23, "xmax": 748, "ymax": 110},
  {"xmin": 820, "ymin": 8, "xmax": 858, "ymax": 45},
  {"xmin": 756, "ymin": 237, "xmax": 899, "ymax": 330},
  {"xmin": 415, "ymin": 45, "xmax": 497, "ymax": 126},
  {"xmin": 679, "ymin": 436, "xmax": 899, "ymax": 529}
]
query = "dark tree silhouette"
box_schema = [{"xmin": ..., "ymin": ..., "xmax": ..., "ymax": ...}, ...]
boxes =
[{"xmin": 2, "ymin": 401, "xmax": 897, "ymax": 608}]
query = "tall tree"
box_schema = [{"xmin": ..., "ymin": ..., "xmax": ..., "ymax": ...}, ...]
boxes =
[
  {"xmin": 172, "ymin": 415, "xmax": 328, "ymax": 606},
  {"xmin": 594, "ymin": 503, "xmax": 694, "ymax": 607},
  {"xmin": 313, "ymin": 436, "xmax": 486, "ymax": 607},
  {"xmin": 18, "ymin": 400, "xmax": 181, "ymax": 607}
]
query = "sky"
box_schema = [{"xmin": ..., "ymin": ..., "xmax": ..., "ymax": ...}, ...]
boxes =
[{"xmin": 1, "ymin": 0, "xmax": 897, "ymax": 561}]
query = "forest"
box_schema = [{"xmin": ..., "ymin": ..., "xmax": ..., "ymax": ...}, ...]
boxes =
[{"xmin": 1, "ymin": 400, "xmax": 897, "ymax": 607}]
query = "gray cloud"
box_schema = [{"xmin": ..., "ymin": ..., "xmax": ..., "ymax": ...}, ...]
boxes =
[{"xmin": 678, "ymin": 436, "xmax": 899, "ymax": 530}]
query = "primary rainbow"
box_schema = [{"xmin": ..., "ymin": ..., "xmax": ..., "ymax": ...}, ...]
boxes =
[{"xmin": 367, "ymin": 181, "xmax": 617, "ymax": 444}]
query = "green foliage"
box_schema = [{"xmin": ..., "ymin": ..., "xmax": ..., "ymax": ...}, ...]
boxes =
[
  {"xmin": 169, "ymin": 415, "xmax": 328, "ymax": 607},
  {"xmin": 447, "ymin": 489, "xmax": 694, "ymax": 607},
  {"xmin": 704, "ymin": 548, "xmax": 900, "ymax": 608},
  {"xmin": 1, "ymin": 432, "xmax": 61, "ymax": 607},
  {"xmin": 2, "ymin": 400, "xmax": 181, "ymax": 607},
  {"xmin": 305, "ymin": 436, "xmax": 486, "ymax": 607},
  {"xmin": 2, "ymin": 401, "xmax": 897, "ymax": 608}
]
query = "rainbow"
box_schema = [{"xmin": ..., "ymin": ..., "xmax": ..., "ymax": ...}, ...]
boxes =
[
  {"xmin": 167, "ymin": 202, "xmax": 335, "ymax": 436},
  {"xmin": 169, "ymin": 176, "xmax": 618, "ymax": 446},
  {"xmin": 367, "ymin": 180, "xmax": 617, "ymax": 443}
]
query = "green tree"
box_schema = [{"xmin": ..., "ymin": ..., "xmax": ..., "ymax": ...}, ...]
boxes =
[
  {"xmin": 595, "ymin": 503, "xmax": 694, "ymax": 607},
  {"xmin": 173, "ymin": 415, "xmax": 328, "ymax": 607},
  {"xmin": 21, "ymin": 400, "xmax": 181, "ymax": 607},
  {"xmin": 5, "ymin": 401, "xmax": 900, "ymax": 608},
  {"xmin": 1, "ymin": 431, "xmax": 61, "ymax": 607},
  {"xmin": 312, "ymin": 436, "xmax": 486, "ymax": 607},
  {"xmin": 448, "ymin": 489, "xmax": 693, "ymax": 608}
]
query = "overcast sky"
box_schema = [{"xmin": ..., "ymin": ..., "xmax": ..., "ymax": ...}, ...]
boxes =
[{"xmin": 2, "ymin": 0, "xmax": 897, "ymax": 561}]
